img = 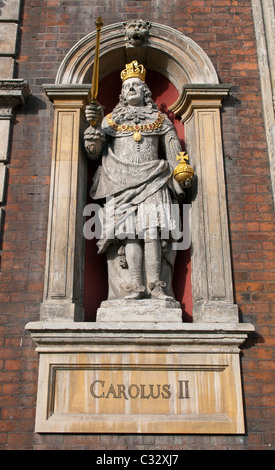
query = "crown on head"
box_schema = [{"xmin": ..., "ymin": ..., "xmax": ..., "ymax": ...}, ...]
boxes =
[{"xmin": 120, "ymin": 61, "xmax": 146, "ymax": 83}]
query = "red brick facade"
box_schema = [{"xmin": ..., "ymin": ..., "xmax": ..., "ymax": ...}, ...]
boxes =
[{"xmin": 0, "ymin": 0, "xmax": 274, "ymax": 449}]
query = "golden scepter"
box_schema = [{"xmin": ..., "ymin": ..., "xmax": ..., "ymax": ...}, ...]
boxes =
[{"xmin": 90, "ymin": 16, "xmax": 103, "ymax": 126}]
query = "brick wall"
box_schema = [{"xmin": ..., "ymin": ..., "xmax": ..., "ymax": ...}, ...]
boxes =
[{"xmin": 0, "ymin": 0, "xmax": 274, "ymax": 449}]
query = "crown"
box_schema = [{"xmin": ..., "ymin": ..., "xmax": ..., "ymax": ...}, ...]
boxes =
[{"xmin": 120, "ymin": 61, "xmax": 146, "ymax": 83}]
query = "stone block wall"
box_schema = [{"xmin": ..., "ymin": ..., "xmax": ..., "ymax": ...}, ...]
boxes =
[{"xmin": 0, "ymin": 0, "xmax": 274, "ymax": 450}]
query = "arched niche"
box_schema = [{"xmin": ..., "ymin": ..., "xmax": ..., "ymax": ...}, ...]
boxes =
[
  {"xmin": 41, "ymin": 21, "xmax": 238, "ymax": 324},
  {"xmin": 55, "ymin": 22, "xmax": 219, "ymax": 90}
]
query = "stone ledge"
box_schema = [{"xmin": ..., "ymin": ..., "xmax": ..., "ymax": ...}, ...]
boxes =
[
  {"xmin": 25, "ymin": 321, "xmax": 255, "ymax": 353},
  {"xmin": 25, "ymin": 320, "xmax": 254, "ymax": 333}
]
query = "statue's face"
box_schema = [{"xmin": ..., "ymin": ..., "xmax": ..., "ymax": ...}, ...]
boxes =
[{"xmin": 122, "ymin": 78, "xmax": 145, "ymax": 106}]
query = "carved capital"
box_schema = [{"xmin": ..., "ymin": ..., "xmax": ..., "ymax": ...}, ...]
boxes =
[
  {"xmin": 0, "ymin": 106, "xmax": 13, "ymax": 119},
  {"xmin": 169, "ymin": 84, "xmax": 231, "ymax": 122},
  {"xmin": 43, "ymin": 84, "xmax": 91, "ymax": 111}
]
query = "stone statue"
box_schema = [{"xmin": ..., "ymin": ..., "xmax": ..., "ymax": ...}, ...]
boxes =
[{"xmin": 84, "ymin": 61, "xmax": 190, "ymax": 307}]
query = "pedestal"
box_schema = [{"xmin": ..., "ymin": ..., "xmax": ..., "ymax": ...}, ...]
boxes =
[
  {"xmin": 26, "ymin": 321, "xmax": 254, "ymax": 434},
  {"xmin": 96, "ymin": 299, "xmax": 183, "ymax": 322}
]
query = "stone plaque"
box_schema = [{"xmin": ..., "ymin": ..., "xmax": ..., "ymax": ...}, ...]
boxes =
[{"xmin": 34, "ymin": 347, "xmax": 246, "ymax": 434}]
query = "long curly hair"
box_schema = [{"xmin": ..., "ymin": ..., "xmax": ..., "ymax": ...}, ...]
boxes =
[{"xmin": 111, "ymin": 81, "xmax": 158, "ymax": 123}]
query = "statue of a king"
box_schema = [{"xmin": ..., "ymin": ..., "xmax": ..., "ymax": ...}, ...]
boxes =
[{"xmin": 84, "ymin": 61, "xmax": 189, "ymax": 302}]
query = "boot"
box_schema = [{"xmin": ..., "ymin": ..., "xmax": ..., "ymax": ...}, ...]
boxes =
[
  {"xmin": 124, "ymin": 240, "xmax": 146, "ymax": 300},
  {"xmin": 148, "ymin": 280, "xmax": 173, "ymax": 300},
  {"xmin": 125, "ymin": 282, "xmax": 146, "ymax": 300},
  {"xmin": 145, "ymin": 239, "xmax": 173, "ymax": 301}
]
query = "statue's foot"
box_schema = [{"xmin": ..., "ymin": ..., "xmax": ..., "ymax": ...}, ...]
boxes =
[
  {"xmin": 150, "ymin": 286, "xmax": 173, "ymax": 301},
  {"xmin": 125, "ymin": 283, "xmax": 146, "ymax": 300},
  {"xmin": 148, "ymin": 281, "xmax": 173, "ymax": 301}
]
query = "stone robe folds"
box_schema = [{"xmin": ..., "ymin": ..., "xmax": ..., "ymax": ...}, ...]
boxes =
[
  {"xmin": 90, "ymin": 112, "xmax": 183, "ymax": 252},
  {"xmin": 85, "ymin": 109, "xmax": 184, "ymax": 300}
]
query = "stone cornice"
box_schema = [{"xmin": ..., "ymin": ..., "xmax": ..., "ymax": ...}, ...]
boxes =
[
  {"xmin": 0, "ymin": 79, "xmax": 30, "ymax": 108},
  {"xmin": 43, "ymin": 84, "xmax": 91, "ymax": 110},
  {"xmin": 43, "ymin": 83, "xmax": 91, "ymax": 99},
  {"xmin": 25, "ymin": 321, "xmax": 254, "ymax": 353}
]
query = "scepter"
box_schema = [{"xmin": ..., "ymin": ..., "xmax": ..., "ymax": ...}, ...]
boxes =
[{"xmin": 90, "ymin": 16, "xmax": 103, "ymax": 126}]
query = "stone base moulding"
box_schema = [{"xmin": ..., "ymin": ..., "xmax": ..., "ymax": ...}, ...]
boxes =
[{"xmin": 26, "ymin": 321, "xmax": 254, "ymax": 434}]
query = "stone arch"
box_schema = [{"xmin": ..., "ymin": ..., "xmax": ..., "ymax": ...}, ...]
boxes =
[{"xmin": 55, "ymin": 21, "xmax": 219, "ymax": 90}]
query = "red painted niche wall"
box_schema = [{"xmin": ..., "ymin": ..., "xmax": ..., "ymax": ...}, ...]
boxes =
[{"xmin": 83, "ymin": 70, "xmax": 192, "ymax": 322}]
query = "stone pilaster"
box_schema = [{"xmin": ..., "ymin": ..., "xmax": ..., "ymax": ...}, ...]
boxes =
[
  {"xmin": 40, "ymin": 85, "xmax": 91, "ymax": 322},
  {"xmin": 252, "ymin": 0, "xmax": 275, "ymax": 204},
  {"xmin": 170, "ymin": 85, "xmax": 238, "ymax": 323}
]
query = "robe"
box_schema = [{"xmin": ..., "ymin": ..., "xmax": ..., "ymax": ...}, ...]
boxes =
[{"xmin": 89, "ymin": 111, "xmax": 182, "ymax": 253}]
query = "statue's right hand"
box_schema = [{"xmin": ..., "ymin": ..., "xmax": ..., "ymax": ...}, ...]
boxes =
[{"xmin": 85, "ymin": 103, "xmax": 103, "ymax": 126}]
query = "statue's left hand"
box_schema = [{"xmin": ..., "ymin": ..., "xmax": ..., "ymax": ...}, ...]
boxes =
[
  {"xmin": 182, "ymin": 179, "xmax": 192, "ymax": 189},
  {"xmin": 172, "ymin": 177, "xmax": 186, "ymax": 199}
]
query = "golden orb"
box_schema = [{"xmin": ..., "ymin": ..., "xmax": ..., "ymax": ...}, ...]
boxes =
[{"xmin": 173, "ymin": 152, "xmax": 194, "ymax": 184}]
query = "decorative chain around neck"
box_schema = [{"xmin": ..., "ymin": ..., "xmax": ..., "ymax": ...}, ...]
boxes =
[{"xmin": 106, "ymin": 112, "xmax": 165, "ymax": 142}]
